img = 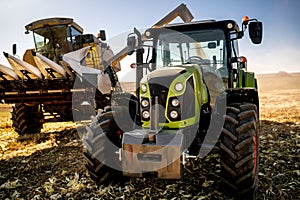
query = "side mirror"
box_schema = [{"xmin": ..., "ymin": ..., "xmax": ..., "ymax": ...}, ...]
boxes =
[
  {"xmin": 249, "ymin": 21, "xmax": 263, "ymax": 44},
  {"xmin": 99, "ymin": 30, "xmax": 106, "ymax": 41},
  {"xmin": 127, "ymin": 36, "xmax": 136, "ymax": 55},
  {"xmin": 12, "ymin": 44, "xmax": 17, "ymax": 55}
]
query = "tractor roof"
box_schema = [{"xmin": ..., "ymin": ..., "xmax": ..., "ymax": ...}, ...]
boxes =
[
  {"xmin": 25, "ymin": 17, "xmax": 83, "ymax": 33},
  {"xmin": 164, "ymin": 19, "xmax": 240, "ymax": 32}
]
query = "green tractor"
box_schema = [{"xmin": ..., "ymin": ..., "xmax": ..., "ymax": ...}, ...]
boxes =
[{"xmin": 83, "ymin": 14, "xmax": 262, "ymax": 199}]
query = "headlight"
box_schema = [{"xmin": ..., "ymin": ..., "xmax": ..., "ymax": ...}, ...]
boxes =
[
  {"xmin": 141, "ymin": 99, "xmax": 149, "ymax": 107},
  {"xmin": 141, "ymin": 84, "xmax": 147, "ymax": 93},
  {"xmin": 142, "ymin": 110, "xmax": 150, "ymax": 119},
  {"xmin": 227, "ymin": 22, "xmax": 233, "ymax": 29},
  {"xmin": 170, "ymin": 110, "xmax": 179, "ymax": 119},
  {"xmin": 175, "ymin": 82, "xmax": 184, "ymax": 92},
  {"xmin": 171, "ymin": 98, "xmax": 180, "ymax": 107}
]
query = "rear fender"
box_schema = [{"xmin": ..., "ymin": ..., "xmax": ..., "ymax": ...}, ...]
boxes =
[{"xmin": 225, "ymin": 88, "xmax": 259, "ymax": 114}]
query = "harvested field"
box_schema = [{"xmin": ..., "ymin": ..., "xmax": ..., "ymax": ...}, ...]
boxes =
[{"xmin": 0, "ymin": 73, "xmax": 299, "ymax": 199}]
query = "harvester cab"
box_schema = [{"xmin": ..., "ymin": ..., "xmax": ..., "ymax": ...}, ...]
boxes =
[
  {"xmin": 24, "ymin": 17, "xmax": 111, "ymax": 70},
  {"xmin": 83, "ymin": 3, "xmax": 263, "ymax": 199},
  {"xmin": 25, "ymin": 18, "xmax": 83, "ymax": 63}
]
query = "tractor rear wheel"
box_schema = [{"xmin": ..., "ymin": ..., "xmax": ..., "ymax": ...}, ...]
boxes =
[
  {"xmin": 83, "ymin": 106, "xmax": 124, "ymax": 185},
  {"xmin": 220, "ymin": 103, "xmax": 259, "ymax": 199},
  {"xmin": 11, "ymin": 103, "xmax": 44, "ymax": 135}
]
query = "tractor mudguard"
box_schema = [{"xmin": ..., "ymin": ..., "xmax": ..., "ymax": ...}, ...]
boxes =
[{"xmin": 225, "ymin": 88, "xmax": 259, "ymax": 109}]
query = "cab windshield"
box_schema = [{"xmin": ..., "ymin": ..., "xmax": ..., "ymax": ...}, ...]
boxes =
[
  {"xmin": 33, "ymin": 25, "xmax": 81, "ymax": 62},
  {"xmin": 156, "ymin": 29, "xmax": 226, "ymax": 72}
]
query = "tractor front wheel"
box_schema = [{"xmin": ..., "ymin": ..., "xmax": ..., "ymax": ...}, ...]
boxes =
[
  {"xmin": 83, "ymin": 106, "xmax": 123, "ymax": 185},
  {"xmin": 220, "ymin": 103, "xmax": 259, "ymax": 199}
]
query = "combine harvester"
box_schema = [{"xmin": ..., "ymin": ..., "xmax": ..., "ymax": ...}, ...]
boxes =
[{"xmin": 0, "ymin": 17, "xmax": 120, "ymax": 135}]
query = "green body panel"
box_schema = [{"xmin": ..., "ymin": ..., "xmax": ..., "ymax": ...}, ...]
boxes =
[{"xmin": 140, "ymin": 65, "xmax": 208, "ymax": 129}]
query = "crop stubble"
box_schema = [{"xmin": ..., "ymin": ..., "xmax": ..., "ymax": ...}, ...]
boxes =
[{"xmin": 0, "ymin": 89, "xmax": 299, "ymax": 199}]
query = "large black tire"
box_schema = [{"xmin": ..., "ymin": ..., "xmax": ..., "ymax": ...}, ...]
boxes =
[
  {"xmin": 83, "ymin": 106, "xmax": 124, "ymax": 185},
  {"xmin": 220, "ymin": 103, "xmax": 259, "ymax": 199},
  {"xmin": 11, "ymin": 103, "xmax": 44, "ymax": 135}
]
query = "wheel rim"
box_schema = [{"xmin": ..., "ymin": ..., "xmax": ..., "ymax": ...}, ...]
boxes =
[{"xmin": 253, "ymin": 132, "xmax": 258, "ymax": 174}]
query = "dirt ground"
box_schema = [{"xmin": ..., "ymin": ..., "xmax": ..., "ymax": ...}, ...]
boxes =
[{"xmin": 0, "ymin": 76, "xmax": 299, "ymax": 199}]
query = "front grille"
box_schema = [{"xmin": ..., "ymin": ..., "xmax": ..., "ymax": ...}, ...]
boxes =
[{"xmin": 149, "ymin": 84, "xmax": 169, "ymax": 123}]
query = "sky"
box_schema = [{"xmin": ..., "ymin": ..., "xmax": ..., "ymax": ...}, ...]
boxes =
[{"xmin": 0, "ymin": 0, "xmax": 299, "ymax": 77}]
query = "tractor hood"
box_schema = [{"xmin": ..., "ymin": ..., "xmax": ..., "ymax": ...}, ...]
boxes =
[
  {"xmin": 143, "ymin": 65, "xmax": 201, "ymax": 90},
  {"xmin": 147, "ymin": 67, "xmax": 188, "ymax": 88}
]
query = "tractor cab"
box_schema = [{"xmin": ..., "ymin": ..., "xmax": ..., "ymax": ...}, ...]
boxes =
[
  {"xmin": 153, "ymin": 22, "xmax": 227, "ymax": 75},
  {"xmin": 134, "ymin": 18, "xmax": 262, "ymax": 91}
]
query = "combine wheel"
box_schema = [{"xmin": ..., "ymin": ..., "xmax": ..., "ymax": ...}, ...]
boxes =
[
  {"xmin": 83, "ymin": 106, "xmax": 124, "ymax": 185},
  {"xmin": 220, "ymin": 103, "xmax": 259, "ymax": 199},
  {"xmin": 11, "ymin": 103, "xmax": 44, "ymax": 135}
]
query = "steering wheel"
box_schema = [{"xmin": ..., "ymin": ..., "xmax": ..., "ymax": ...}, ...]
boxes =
[{"xmin": 186, "ymin": 56, "xmax": 204, "ymax": 64}]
